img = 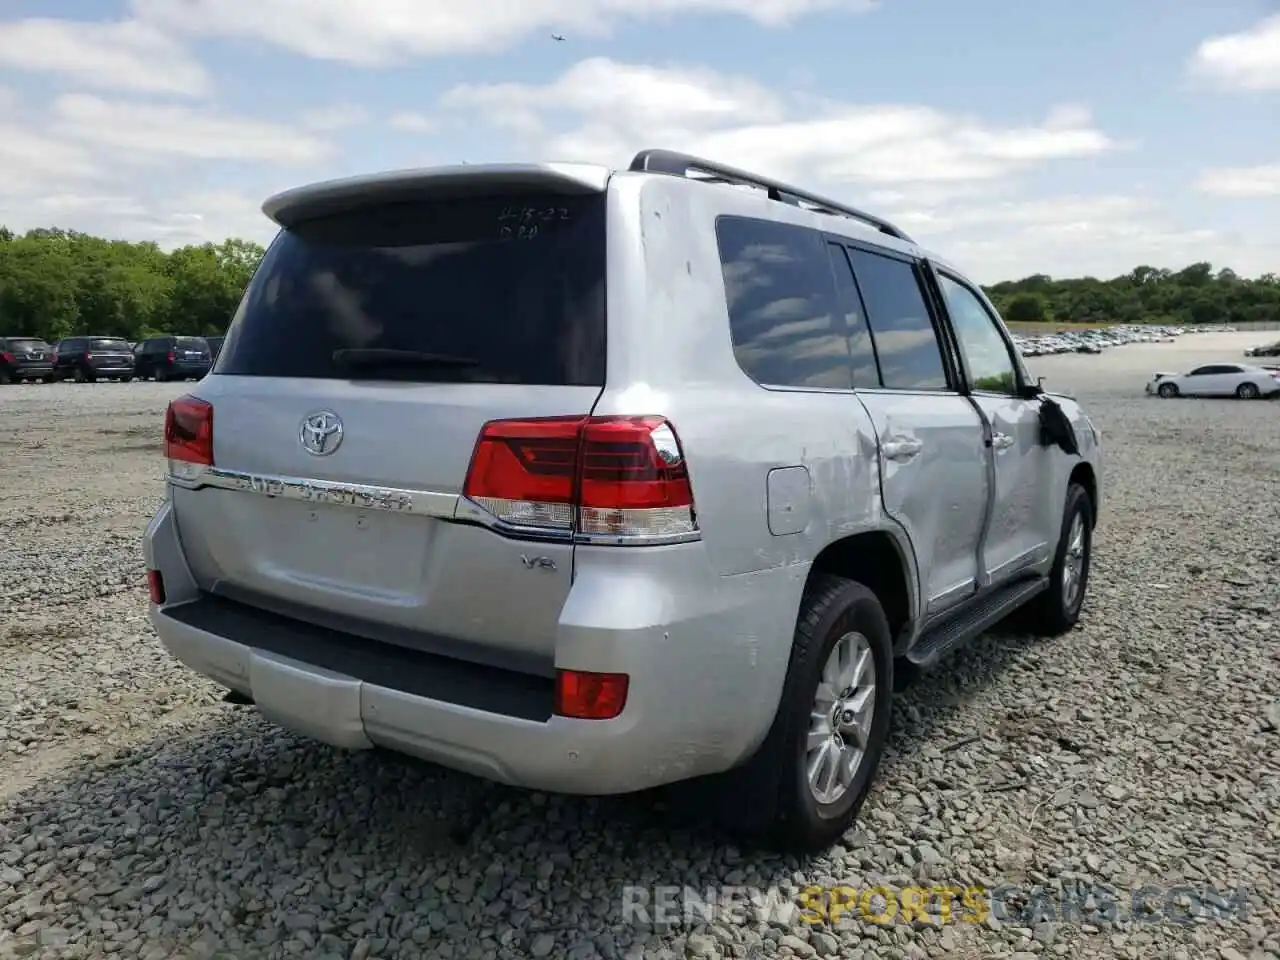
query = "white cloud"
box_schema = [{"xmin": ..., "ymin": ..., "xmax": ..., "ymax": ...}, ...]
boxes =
[
  {"xmin": 1188, "ymin": 14, "xmax": 1280, "ymax": 91},
  {"xmin": 441, "ymin": 58, "xmax": 1116, "ymax": 188},
  {"xmin": 389, "ymin": 111, "xmax": 438, "ymax": 133},
  {"xmin": 127, "ymin": 0, "xmax": 876, "ymax": 64},
  {"xmin": 0, "ymin": 18, "xmax": 210, "ymax": 96},
  {"xmin": 51, "ymin": 95, "xmax": 331, "ymax": 165},
  {"xmin": 300, "ymin": 104, "xmax": 370, "ymax": 132},
  {"xmin": 1195, "ymin": 164, "xmax": 1280, "ymax": 197}
]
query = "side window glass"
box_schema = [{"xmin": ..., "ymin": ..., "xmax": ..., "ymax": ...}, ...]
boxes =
[
  {"xmin": 1188, "ymin": 366, "xmax": 1212, "ymax": 376},
  {"xmin": 846, "ymin": 248, "xmax": 949, "ymax": 391},
  {"xmin": 715, "ymin": 216, "xmax": 854, "ymax": 390},
  {"xmin": 936, "ymin": 273, "xmax": 1018, "ymax": 395},
  {"xmin": 826, "ymin": 243, "xmax": 883, "ymax": 388}
]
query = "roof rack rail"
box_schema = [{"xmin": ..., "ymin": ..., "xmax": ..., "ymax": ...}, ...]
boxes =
[{"xmin": 628, "ymin": 148, "xmax": 915, "ymax": 244}]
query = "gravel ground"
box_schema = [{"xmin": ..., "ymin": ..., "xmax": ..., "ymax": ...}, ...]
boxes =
[{"xmin": 2, "ymin": 333, "xmax": 1278, "ymax": 960}]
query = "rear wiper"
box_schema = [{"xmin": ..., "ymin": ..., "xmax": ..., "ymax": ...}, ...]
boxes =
[{"xmin": 332, "ymin": 348, "xmax": 480, "ymax": 369}]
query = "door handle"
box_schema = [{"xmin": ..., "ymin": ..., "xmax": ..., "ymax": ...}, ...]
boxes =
[
  {"xmin": 992, "ymin": 432, "xmax": 1015, "ymax": 451},
  {"xmin": 882, "ymin": 437, "xmax": 923, "ymax": 461}
]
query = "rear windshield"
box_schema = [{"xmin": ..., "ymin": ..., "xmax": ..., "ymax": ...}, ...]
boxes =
[
  {"xmin": 6, "ymin": 339, "xmax": 49, "ymax": 352},
  {"xmin": 90, "ymin": 338, "xmax": 130, "ymax": 351},
  {"xmin": 214, "ymin": 192, "xmax": 607, "ymax": 385},
  {"xmin": 176, "ymin": 337, "xmax": 208, "ymax": 350}
]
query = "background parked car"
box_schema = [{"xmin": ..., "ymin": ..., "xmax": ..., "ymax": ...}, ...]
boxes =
[
  {"xmin": 1147, "ymin": 363, "xmax": 1280, "ymax": 399},
  {"xmin": 133, "ymin": 335, "xmax": 213, "ymax": 381},
  {"xmin": 1244, "ymin": 340, "xmax": 1280, "ymax": 358},
  {"xmin": 49, "ymin": 337, "xmax": 136, "ymax": 382},
  {"xmin": 0, "ymin": 336, "xmax": 54, "ymax": 384}
]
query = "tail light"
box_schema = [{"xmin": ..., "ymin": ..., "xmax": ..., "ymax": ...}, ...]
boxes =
[
  {"xmin": 146, "ymin": 570, "xmax": 166, "ymax": 605},
  {"xmin": 167, "ymin": 351, "xmax": 175, "ymax": 362},
  {"xmin": 164, "ymin": 395, "xmax": 213, "ymax": 480},
  {"xmin": 82, "ymin": 351, "xmax": 91, "ymax": 362},
  {"xmin": 462, "ymin": 415, "xmax": 697, "ymax": 543},
  {"xmin": 0, "ymin": 352, "xmax": 12, "ymax": 364}
]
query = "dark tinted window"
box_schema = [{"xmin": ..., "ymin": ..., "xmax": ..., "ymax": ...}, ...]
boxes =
[
  {"xmin": 827, "ymin": 244, "xmax": 883, "ymax": 388},
  {"xmin": 1190, "ymin": 365, "xmax": 1235, "ymax": 375},
  {"xmin": 176, "ymin": 337, "xmax": 208, "ymax": 350},
  {"xmin": 715, "ymin": 216, "xmax": 852, "ymax": 390},
  {"xmin": 215, "ymin": 193, "xmax": 606, "ymax": 385},
  {"xmin": 89, "ymin": 338, "xmax": 130, "ymax": 351},
  {"xmin": 847, "ymin": 249, "xmax": 949, "ymax": 391},
  {"xmin": 4, "ymin": 338, "xmax": 50, "ymax": 352}
]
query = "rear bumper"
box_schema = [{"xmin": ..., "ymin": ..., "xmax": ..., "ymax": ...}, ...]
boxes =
[
  {"xmin": 4, "ymin": 363, "xmax": 53, "ymax": 379},
  {"xmin": 143, "ymin": 499, "xmax": 801, "ymax": 795}
]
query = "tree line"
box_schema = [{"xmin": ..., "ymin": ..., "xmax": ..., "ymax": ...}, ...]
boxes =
[{"xmin": 1, "ymin": 225, "xmax": 1277, "ymax": 342}]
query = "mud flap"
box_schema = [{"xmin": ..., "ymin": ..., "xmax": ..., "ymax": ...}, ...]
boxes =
[{"xmin": 1037, "ymin": 397, "xmax": 1080, "ymax": 456}]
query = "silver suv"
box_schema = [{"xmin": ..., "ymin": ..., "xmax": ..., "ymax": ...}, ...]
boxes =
[{"xmin": 144, "ymin": 150, "xmax": 1102, "ymax": 852}]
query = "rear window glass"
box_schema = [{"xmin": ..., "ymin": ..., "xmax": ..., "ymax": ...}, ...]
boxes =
[
  {"xmin": 215, "ymin": 193, "xmax": 607, "ymax": 385},
  {"xmin": 90, "ymin": 338, "xmax": 130, "ymax": 351},
  {"xmin": 176, "ymin": 337, "xmax": 208, "ymax": 349},
  {"xmin": 6, "ymin": 339, "xmax": 49, "ymax": 352}
]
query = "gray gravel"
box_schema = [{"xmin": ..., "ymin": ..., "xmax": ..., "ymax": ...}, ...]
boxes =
[{"xmin": 2, "ymin": 336, "xmax": 1278, "ymax": 960}]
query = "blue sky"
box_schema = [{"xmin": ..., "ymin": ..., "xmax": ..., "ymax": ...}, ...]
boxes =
[{"xmin": 1, "ymin": 0, "xmax": 1278, "ymax": 282}]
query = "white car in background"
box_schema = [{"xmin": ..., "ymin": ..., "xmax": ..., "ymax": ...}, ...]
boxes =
[{"xmin": 1147, "ymin": 363, "xmax": 1280, "ymax": 400}]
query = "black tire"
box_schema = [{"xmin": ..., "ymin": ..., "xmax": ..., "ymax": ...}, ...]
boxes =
[
  {"xmin": 1157, "ymin": 382, "xmax": 1178, "ymax": 398},
  {"xmin": 1021, "ymin": 483, "xmax": 1094, "ymax": 636},
  {"xmin": 73, "ymin": 365, "xmax": 94, "ymax": 383},
  {"xmin": 1236, "ymin": 382, "xmax": 1259, "ymax": 400},
  {"xmin": 42, "ymin": 374, "xmax": 56, "ymax": 384},
  {"xmin": 0, "ymin": 368, "xmax": 11, "ymax": 385},
  {"xmin": 721, "ymin": 575, "xmax": 894, "ymax": 853}
]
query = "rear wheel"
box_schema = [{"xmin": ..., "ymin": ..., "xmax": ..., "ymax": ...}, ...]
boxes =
[
  {"xmin": 0, "ymin": 368, "xmax": 11, "ymax": 385},
  {"xmin": 724, "ymin": 575, "xmax": 893, "ymax": 853},
  {"xmin": 1157, "ymin": 382, "xmax": 1178, "ymax": 398},
  {"xmin": 1236, "ymin": 382, "xmax": 1260, "ymax": 400},
  {"xmin": 73, "ymin": 366, "xmax": 89, "ymax": 383}
]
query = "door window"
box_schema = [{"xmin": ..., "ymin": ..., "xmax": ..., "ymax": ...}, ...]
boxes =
[
  {"xmin": 845, "ymin": 248, "xmax": 950, "ymax": 391},
  {"xmin": 936, "ymin": 272, "xmax": 1019, "ymax": 395}
]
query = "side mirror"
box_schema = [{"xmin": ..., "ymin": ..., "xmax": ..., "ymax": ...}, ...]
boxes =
[{"xmin": 1019, "ymin": 377, "xmax": 1045, "ymax": 399}]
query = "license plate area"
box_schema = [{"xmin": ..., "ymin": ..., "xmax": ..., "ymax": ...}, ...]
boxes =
[{"xmin": 237, "ymin": 498, "xmax": 432, "ymax": 599}]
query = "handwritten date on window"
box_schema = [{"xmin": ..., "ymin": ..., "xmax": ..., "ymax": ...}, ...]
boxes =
[{"xmin": 496, "ymin": 206, "xmax": 571, "ymax": 241}]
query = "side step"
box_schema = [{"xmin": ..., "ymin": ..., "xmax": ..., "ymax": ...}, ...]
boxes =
[{"xmin": 906, "ymin": 577, "xmax": 1049, "ymax": 668}]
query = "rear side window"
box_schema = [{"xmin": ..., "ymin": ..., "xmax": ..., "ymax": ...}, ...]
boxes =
[
  {"xmin": 215, "ymin": 193, "xmax": 606, "ymax": 385},
  {"xmin": 846, "ymin": 249, "xmax": 949, "ymax": 391},
  {"xmin": 714, "ymin": 216, "xmax": 853, "ymax": 390}
]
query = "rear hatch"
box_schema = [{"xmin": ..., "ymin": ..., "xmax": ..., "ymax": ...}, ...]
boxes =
[
  {"xmin": 86, "ymin": 338, "xmax": 135, "ymax": 369},
  {"xmin": 171, "ymin": 179, "xmax": 608, "ymax": 672},
  {"xmin": 2, "ymin": 338, "xmax": 52, "ymax": 370},
  {"xmin": 174, "ymin": 336, "xmax": 212, "ymax": 365}
]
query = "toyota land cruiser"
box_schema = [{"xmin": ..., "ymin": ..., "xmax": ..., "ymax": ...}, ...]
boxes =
[{"xmin": 144, "ymin": 150, "xmax": 1102, "ymax": 851}]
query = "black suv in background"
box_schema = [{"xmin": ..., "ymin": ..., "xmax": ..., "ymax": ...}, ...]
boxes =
[
  {"xmin": 50, "ymin": 337, "xmax": 136, "ymax": 382},
  {"xmin": 0, "ymin": 337, "xmax": 54, "ymax": 384},
  {"xmin": 133, "ymin": 335, "xmax": 212, "ymax": 381}
]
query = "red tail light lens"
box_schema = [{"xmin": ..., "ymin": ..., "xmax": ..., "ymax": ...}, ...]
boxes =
[
  {"xmin": 164, "ymin": 395, "xmax": 214, "ymax": 471},
  {"xmin": 167, "ymin": 351, "xmax": 175, "ymax": 362},
  {"xmin": 462, "ymin": 415, "xmax": 697, "ymax": 542},
  {"xmin": 146, "ymin": 570, "xmax": 166, "ymax": 605},
  {"xmin": 0, "ymin": 352, "xmax": 13, "ymax": 364},
  {"xmin": 555, "ymin": 669, "xmax": 629, "ymax": 720}
]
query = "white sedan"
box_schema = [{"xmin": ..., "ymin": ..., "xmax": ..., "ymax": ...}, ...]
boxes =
[{"xmin": 1147, "ymin": 363, "xmax": 1280, "ymax": 399}]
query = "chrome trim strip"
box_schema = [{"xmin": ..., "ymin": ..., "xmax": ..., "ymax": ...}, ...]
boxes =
[
  {"xmin": 167, "ymin": 468, "xmax": 704, "ymax": 546},
  {"xmin": 168, "ymin": 467, "xmax": 459, "ymax": 518}
]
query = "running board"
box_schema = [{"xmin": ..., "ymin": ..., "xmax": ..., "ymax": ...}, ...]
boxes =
[{"xmin": 906, "ymin": 577, "xmax": 1049, "ymax": 668}]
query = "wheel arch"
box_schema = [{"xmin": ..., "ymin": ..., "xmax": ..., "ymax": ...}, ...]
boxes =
[{"xmin": 806, "ymin": 527, "xmax": 918, "ymax": 653}]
